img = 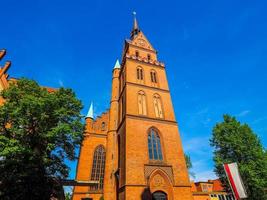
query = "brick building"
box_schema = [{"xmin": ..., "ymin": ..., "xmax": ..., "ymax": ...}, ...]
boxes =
[
  {"xmin": 191, "ymin": 179, "xmax": 235, "ymax": 200},
  {"xmin": 73, "ymin": 16, "xmax": 193, "ymax": 200}
]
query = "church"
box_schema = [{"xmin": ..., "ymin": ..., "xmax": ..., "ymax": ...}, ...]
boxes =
[{"xmin": 72, "ymin": 16, "xmax": 193, "ymax": 200}]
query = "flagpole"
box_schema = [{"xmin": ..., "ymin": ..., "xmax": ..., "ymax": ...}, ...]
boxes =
[{"xmin": 223, "ymin": 164, "xmax": 238, "ymax": 200}]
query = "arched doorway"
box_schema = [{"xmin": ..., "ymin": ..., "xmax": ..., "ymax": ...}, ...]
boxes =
[{"xmin": 152, "ymin": 191, "xmax": 167, "ymax": 200}]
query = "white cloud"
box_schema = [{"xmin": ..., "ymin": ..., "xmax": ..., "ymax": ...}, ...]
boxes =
[
  {"xmin": 183, "ymin": 136, "xmax": 210, "ymax": 153},
  {"xmin": 237, "ymin": 110, "xmax": 250, "ymax": 117},
  {"xmin": 195, "ymin": 107, "xmax": 209, "ymax": 115},
  {"xmin": 193, "ymin": 170, "xmax": 217, "ymax": 182},
  {"xmin": 58, "ymin": 79, "xmax": 64, "ymax": 87},
  {"xmin": 252, "ymin": 117, "xmax": 267, "ymax": 124}
]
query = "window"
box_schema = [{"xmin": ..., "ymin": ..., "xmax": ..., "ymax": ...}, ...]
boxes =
[
  {"xmin": 148, "ymin": 128, "xmax": 163, "ymax": 161},
  {"xmin": 101, "ymin": 122, "xmax": 106, "ymax": 130},
  {"xmin": 135, "ymin": 51, "xmax": 139, "ymax": 58},
  {"xmin": 137, "ymin": 67, "xmax": 143, "ymax": 80},
  {"xmin": 153, "ymin": 94, "xmax": 164, "ymax": 118},
  {"xmin": 121, "ymin": 95, "xmax": 126, "ymax": 118},
  {"xmin": 202, "ymin": 184, "xmax": 208, "ymax": 192},
  {"xmin": 120, "ymin": 70, "xmax": 125, "ymax": 91},
  {"xmin": 137, "ymin": 91, "xmax": 147, "ymax": 115},
  {"xmin": 147, "ymin": 54, "xmax": 151, "ymax": 61},
  {"xmin": 150, "ymin": 70, "xmax": 157, "ymax": 83},
  {"xmin": 90, "ymin": 145, "xmax": 106, "ymax": 190},
  {"xmin": 218, "ymin": 195, "xmax": 226, "ymax": 200}
]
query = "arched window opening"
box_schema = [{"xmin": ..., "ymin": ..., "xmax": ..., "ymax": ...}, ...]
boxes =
[
  {"xmin": 153, "ymin": 94, "xmax": 163, "ymax": 118},
  {"xmin": 138, "ymin": 91, "xmax": 147, "ymax": 115},
  {"xmin": 90, "ymin": 145, "xmax": 106, "ymax": 190},
  {"xmin": 135, "ymin": 51, "xmax": 139, "ymax": 58},
  {"xmin": 101, "ymin": 122, "xmax": 106, "ymax": 130},
  {"xmin": 137, "ymin": 67, "xmax": 143, "ymax": 80},
  {"xmin": 147, "ymin": 54, "xmax": 151, "ymax": 61},
  {"xmin": 152, "ymin": 191, "xmax": 167, "ymax": 200},
  {"xmin": 150, "ymin": 70, "xmax": 157, "ymax": 83},
  {"xmin": 148, "ymin": 128, "xmax": 163, "ymax": 161}
]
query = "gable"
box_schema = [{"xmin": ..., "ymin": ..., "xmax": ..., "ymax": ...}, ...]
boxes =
[{"xmin": 131, "ymin": 31, "xmax": 156, "ymax": 52}]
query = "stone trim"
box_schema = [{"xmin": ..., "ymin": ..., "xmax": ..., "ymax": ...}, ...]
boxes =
[
  {"xmin": 84, "ymin": 133, "xmax": 107, "ymax": 138},
  {"xmin": 126, "ymin": 82, "xmax": 169, "ymax": 93},
  {"xmin": 144, "ymin": 164, "xmax": 175, "ymax": 184},
  {"xmin": 126, "ymin": 114, "xmax": 177, "ymax": 125}
]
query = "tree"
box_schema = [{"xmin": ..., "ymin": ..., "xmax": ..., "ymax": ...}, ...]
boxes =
[
  {"xmin": 210, "ymin": 114, "xmax": 267, "ymax": 200},
  {"xmin": 185, "ymin": 153, "xmax": 195, "ymax": 178},
  {"xmin": 65, "ymin": 192, "xmax": 72, "ymax": 200},
  {"xmin": 0, "ymin": 79, "xmax": 83, "ymax": 200}
]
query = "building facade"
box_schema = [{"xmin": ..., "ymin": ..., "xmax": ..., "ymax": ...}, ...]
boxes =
[
  {"xmin": 191, "ymin": 179, "xmax": 235, "ymax": 200},
  {"xmin": 73, "ymin": 17, "xmax": 193, "ymax": 200}
]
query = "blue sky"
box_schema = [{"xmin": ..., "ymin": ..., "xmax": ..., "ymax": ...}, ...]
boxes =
[{"xmin": 1, "ymin": 0, "xmax": 267, "ymax": 182}]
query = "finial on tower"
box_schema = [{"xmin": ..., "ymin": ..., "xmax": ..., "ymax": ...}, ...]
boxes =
[
  {"xmin": 113, "ymin": 59, "xmax": 121, "ymax": 69},
  {"xmin": 86, "ymin": 102, "xmax": 94, "ymax": 119},
  {"xmin": 0, "ymin": 49, "xmax": 7, "ymax": 61},
  {"xmin": 131, "ymin": 11, "xmax": 140, "ymax": 39}
]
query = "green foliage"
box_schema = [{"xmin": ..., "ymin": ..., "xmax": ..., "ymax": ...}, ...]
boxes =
[
  {"xmin": 65, "ymin": 192, "xmax": 72, "ymax": 200},
  {"xmin": 185, "ymin": 154, "xmax": 192, "ymax": 169},
  {"xmin": 185, "ymin": 153, "xmax": 195, "ymax": 178},
  {"xmin": 99, "ymin": 196, "xmax": 104, "ymax": 200},
  {"xmin": 210, "ymin": 114, "xmax": 267, "ymax": 200},
  {"xmin": 0, "ymin": 79, "xmax": 83, "ymax": 200}
]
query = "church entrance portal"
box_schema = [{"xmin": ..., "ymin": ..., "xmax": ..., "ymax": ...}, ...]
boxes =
[{"xmin": 152, "ymin": 191, "xmax": 167, "ymax": 200}]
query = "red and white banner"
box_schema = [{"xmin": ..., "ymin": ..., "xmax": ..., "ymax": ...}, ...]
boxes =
[{"xmin": 224, "ymin": 163, "xmax": 247, "ymax": 199}]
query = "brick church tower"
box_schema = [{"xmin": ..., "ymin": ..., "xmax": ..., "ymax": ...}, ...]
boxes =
[{"xmin": 73, "ymin": 16, "xmax": 193, "ymax": 200}]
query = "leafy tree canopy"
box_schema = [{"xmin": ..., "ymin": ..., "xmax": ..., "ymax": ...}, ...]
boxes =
[
  {"xmin": 185, "ymin": 154, "xmax": 192, "ymax": 169},
  {"xmin": 0, "ymin": 79, "xmax": 84, "ymax": 200},
  {"xmin": 210, "ymin": 114, "xmax": 267, "ymax": 200},
  {"xmin": 185, "ymin": 153, "xmax": 195, "ymax": 178}
]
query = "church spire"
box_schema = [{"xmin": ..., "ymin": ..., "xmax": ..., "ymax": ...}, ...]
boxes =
[
  {"xmin": 131, "ymin": 12, "xmax": 140, "ymax": 39},
  {"xmin": 86, "ymin": 102, "xmax": 94, "ymax": 119},
  {"xmin": 113, "ymin": 59, "xmax": 121, "ymax": 69}
]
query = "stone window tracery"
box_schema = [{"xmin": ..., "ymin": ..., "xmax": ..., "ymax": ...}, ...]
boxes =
[
  {"xmin": 148, "ymin": 128, "xmax": 163, "ymax": 161},
  {"xmin": 90, "ymin": 145, "xmax": 106, "ymax": 190}
]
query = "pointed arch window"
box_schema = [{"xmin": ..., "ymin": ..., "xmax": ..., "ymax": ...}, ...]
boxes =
[
  {"xmin": 137, "ymin": 67, "xmax": 144, "ymax": 80},
  {"xmin": 90, "ymin": 145, "xmax": 106, "ymax": 190},
  {"xmin": 101, "ymin": 122, "xmax": 106, "ymax": 131},
  {"xmin": 138, "ymin": 90, "xmax": 147, "ymax": 115},
  {"xmin": 150, "ymin": 70, "xmax": 157, "ymax": 83},
  {"xmin": 148, "ymin": 128, "xmax": 163, "ymax": 161},
  {"xmin": 153, "ymin": 94, "xmax": 164, "ymax": 118}
]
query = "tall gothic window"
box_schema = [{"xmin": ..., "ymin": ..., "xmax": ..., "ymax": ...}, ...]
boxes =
[
  {"xmin": 137, "ymin": 67, "xmax": 143, "ymax": 80},
  {"xmin": 138, "ymin": 91, "xmax": 147, "ymax": 115},
  {"xmin": 153, "ymin": 94, "xmax": 164, "ymax": 118},
  {"xmin": 90, "ymin": 145, "xmax": 106, "ymax": 190},
  {"xmin": 150, "ymin": 70, "xmax": 157, "ymax": 83},
  {"xmin": 148, "ymin": 128, "xmax": 163, "ymax": 161}
]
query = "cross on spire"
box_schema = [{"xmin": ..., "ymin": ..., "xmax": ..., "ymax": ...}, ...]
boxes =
[{"xmin": 131, "ymin": 11, "xmax": 140, "ymax": 39}]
